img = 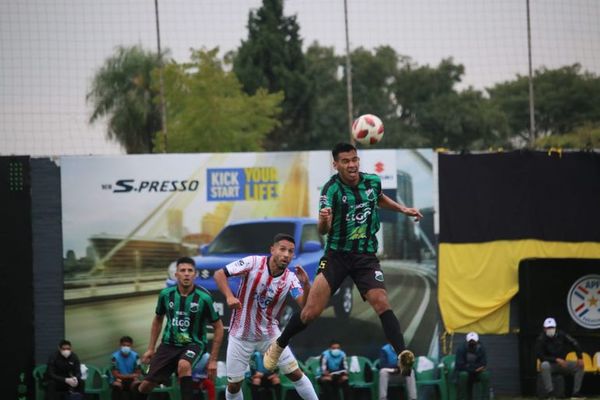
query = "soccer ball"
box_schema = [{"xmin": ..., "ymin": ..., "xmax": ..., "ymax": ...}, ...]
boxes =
[{"xmin": 351, "ymin": 114, "xmax": 384, "ymax": 145}]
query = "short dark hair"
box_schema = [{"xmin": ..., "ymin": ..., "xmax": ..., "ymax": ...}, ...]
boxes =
[
  {"xmin": 273, "ymin": 233, "xmax": 295, "ymax": 245},
  {"xmin": 176, "ymin": 256, "xmax": 196, "ymax": 268},
  {"xmin": 120, "ymin": 335, "xmax": 133, "ymax": 344},
  {"xmin": 59, "ymin": 339, "xmax": 71, "ymax": 348},
  {"xmin": 332, "ymin": 142, "xmax": 357, "ymax": 161},
  {"xmin": 329, "ymin": 339, "xmax": 341, "ymax": 346}
]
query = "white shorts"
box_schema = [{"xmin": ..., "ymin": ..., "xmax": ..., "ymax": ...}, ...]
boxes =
[{"xmin": 226, "ymin": 335, "xmax": 299, "ymax": 382}]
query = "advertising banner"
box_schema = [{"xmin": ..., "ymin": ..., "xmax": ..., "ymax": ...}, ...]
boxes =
[{"xmin": 61, "ymin": 149, "xmax": 436, "ymax": 366}]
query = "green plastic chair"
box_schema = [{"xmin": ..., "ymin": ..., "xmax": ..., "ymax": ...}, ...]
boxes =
[
  {"xmin": 414, "ymin": 356, "xmax": 448, "ymax": 400},
  {"xmin": 442, "ymin": 354, "xmax": 457, "ymax": 400},
  {"xmin": 84, "ymin": 364, "xmax": 111, "ymax": 400},
  {"xmin": 347, "ymin": 355, "xmax": 377, "ymax": 400},
  {"xmin": 33, "ymin": 364, "xmax": 47, "ymax": 400},
  {"xmin": 304, "ymin": 357, "xmax": 322, "ymax": 394}
]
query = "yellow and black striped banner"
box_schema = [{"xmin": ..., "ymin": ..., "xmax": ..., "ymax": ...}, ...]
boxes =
[{"xmin": 438, "ymin": 151, "xmax": 600, "ymax": 333}]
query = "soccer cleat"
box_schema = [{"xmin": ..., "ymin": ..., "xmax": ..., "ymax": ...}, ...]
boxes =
[
  {"xmin": 263, "ymin": 340, "xmax": 284, "ymax": 371},
  {"xmin": 397, "ymin": 349, "xmax": 415, "ymax": 376}
]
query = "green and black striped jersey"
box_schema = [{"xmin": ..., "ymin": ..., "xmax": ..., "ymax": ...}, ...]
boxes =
[
  {"xmin": 155, "ymin": 285, "xmax": 220, "ymax": 347},
  {"xmin": 319, "ymin": 172, "xmax": 382, "ymax": 253}
]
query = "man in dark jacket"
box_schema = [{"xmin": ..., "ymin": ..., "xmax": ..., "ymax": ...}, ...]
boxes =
[
  {"xmin": 45, "ymin": 339, "xmax": 84, "ymax": 400},
  {"xmin": 535, "ymin": 317, "xmax": 584, "ymax": 398},
  {"xmin": 455, "ymin": 332, "xmax": 490, "ymax": 400}
]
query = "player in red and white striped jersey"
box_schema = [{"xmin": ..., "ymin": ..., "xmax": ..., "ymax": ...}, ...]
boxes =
[
  {"xmin": 214, "ymin": 233, "xmax": 318, "ymax": 400},
  {"xmin": 226, "ymin": 253, "xmax": 302, "ymax": 341}
]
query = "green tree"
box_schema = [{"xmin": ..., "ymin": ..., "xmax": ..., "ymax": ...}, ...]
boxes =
[
  {"xmin": 304, "ymin": 46, "xmax": 508, "ymax": 150},
  {"xmin": 303, "ymin": 42, "xmax": 347, "ymax": 148},
  {"xmin": 303, "ymin": 44, "xmax": 422, "ymax": 149},
  {"xmin": 87, "ymin": 45, "xmax": 162, "ymax": 153},
  {"xmin": 158, "ymin": 48, "xmax": 282, "ymax": 153},
  {"xmin": 410, "ymin": 89, "xmax": 509, "ymax": 149},
  {"xmin": 535, "ymin": 124, "xmax": 600, "ymax": 149},
  {"xmin": 350, "ymin": 47, "xmax": 430, "ymax": 148},
  {"xmin": 489, "ymin": 64, "xmax": 600, "ymax": 144},
  {"xmin": 391, "ymin": 57, "xmax": 508, "ymax": 149},
  {"xmin": 232, "ymin": 0, "xmax": 313, "ymax": 150}
]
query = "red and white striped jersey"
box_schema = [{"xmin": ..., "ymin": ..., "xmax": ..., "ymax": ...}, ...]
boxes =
[{"xmin": 225, "ymin": 255, "xmax": 304, "ymax": 341}]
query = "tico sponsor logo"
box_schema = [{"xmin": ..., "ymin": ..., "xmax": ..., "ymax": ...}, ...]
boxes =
[{"xmin": 171, "ymin": 316, "xmax": 191, "ymax": 330}]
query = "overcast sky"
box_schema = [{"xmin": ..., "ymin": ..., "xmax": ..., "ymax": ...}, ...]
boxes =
[{"xmin": 1, "ymin": 0, "xmax": 599, "ymax": 156}]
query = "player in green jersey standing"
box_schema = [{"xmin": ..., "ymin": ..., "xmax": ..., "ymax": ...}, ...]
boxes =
[
  {"xmin": 135, "ymin": 257, "xmax": 224, "ymax": 400},
  {"xmin": 265, "ymin": 142, "xmax": 422, "ymax": 376}
]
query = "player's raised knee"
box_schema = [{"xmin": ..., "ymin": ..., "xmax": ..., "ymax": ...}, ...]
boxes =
[{"xmin": 300, "ymin": 305, "xmax": 323, "ymax": 323}]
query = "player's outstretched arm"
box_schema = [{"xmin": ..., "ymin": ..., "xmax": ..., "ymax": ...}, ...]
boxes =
[
  {"xmin": 378, "ymin": 193, "xmax": 423, "ymax": 221},
  {"xmin": 142, "ymin": 314, "xmax": 164, "ymax": 363},
  {"xmin": 214, "ymin": 269, "xmax": 241, "ymax": 309}
]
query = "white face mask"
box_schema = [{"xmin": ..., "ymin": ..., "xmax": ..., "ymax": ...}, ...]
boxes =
[
  {"xmin": 60, "ymin": 349, "xmax": 72, "ymax": 358},
  {"xmin": 330, "ymin": 349, "xmax": 341, "ymax": 357},
  {"xmin": 121, "ymin": 346, "xmax": 131, "ymax": 355},
  {"xmin": 545, "ymin": 328, "xmax": 556, "ymax": 337}
]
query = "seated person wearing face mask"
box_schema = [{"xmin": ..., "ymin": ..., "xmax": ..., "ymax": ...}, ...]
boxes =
[
  {"xmin": 318, "ymin": 340, "xmax": 351, "ymax": 400},
  {"xmin": 535, "ymin": 317, "xmax": 585, "ymax": 399},
  {"xmin": 455, "ymin": 332, "xmax": 489, "ymax": 400},
  {"xmin": 44, "ymin": 339, "xmax": 84, "ymax": 400},
  {"xmin": 109, "ymin": 335, "xmax": 141, "ymax": 399}
]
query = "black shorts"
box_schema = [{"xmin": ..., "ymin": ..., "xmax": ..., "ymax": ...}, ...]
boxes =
[
  {"xmin": 145, "ymin": 343, "xmax": 204, "ymax": 384},
  {"xmin": 317, "ymin": 250, "xmax": 386, "ymax": 299}
]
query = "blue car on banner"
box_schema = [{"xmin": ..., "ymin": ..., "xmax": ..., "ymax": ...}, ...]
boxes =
[{"xmin": 166, "ymin": 217, "xmax": 354, "ymax": 327}]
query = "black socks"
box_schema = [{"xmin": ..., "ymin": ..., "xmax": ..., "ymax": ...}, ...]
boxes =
[
  {"xmin": 379, "ymin": 309, "xmax": 406, "ymax": 353},
  {"xmin": 180, "ymin": 376, "xmax": 193, "ymax": 400},
  {"xmin": 277, "ymin": 312, "xmax": 308, "ymax": 347}
]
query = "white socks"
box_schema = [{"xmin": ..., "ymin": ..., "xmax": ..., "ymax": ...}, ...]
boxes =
[
  {"xmin": 225, "ymin": 374, "xmax": 316, "ymax": 400},
  {"xmin": 293, "ymin": 374, "xmax": 318, "ymax": 400},
  {"xmin": 225, "ymin": 387, "xmax": 243, "ymax": 400}
]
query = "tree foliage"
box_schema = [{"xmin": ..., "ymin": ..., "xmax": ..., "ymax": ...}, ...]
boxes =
[
  {"xmin": 489, "ymin": 64, "xmax": 600, "ymax": 144},
  {"xmin": 87, "ymin": 45, "xmax": 163, "ymax": 153},
  {"xmin": 158, "ymin": 48, "xmax": 282, "ymax": 153},
  {"xmin": 232, "ymin": 0, "xmax": 313, "ymax": 150},
  {"xmin": 535, "ymin": 124, "xmax": 600, "ymax": 149},
  {"xmin": 303, "ymin": 43, "xmax": 348, "ymax": 148},
  {"xmin": 303, "ymin": 44, "xmax": 509, "ymax": 150},
  {"xmin": 89, "ymin": 28, "xmax": 600, "ymax": 153},
  {"xmin": 302, "ymin": 47, "xmax": 600, "ymax": 151}
]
